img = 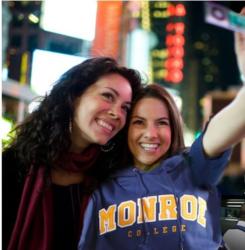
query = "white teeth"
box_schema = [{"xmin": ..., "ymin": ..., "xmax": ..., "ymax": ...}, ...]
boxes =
[
  {"xmin": 97, "ymin": 119, "xmax": 113, "ymax": 131},
  {"xmin": 140, "ymin": 143, "xmax": 159, "ymax": 151}
]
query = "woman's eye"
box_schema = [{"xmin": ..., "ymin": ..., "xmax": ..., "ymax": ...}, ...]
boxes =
[
  {"xmin": 132, "ymin": 120, "xmax": 143, "ymax": 125},
  {"xmin": 158, "ymin": 120, "xmax": 169, "ymax": 126},
  {"xmin": 122, "ymin": 105, "xmax": 130, "ymax": 113},
  {"xmin": 102, "ymin": 92, "xmax": 114, "ymax": 101}
]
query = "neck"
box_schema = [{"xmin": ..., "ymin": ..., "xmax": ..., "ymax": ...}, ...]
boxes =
[
  {"xmin": 70, "ymin": 143, "xmax": 86, "ymax": 153},
  {"xmin": 70, "ymin": 134, "xmax": 90, "ymax": 153},
  {"xmin": 135, "ymin": 161, "xmax": 161, "ymax": 172},
  {"xmin": 51, "ymin": 168, "xmax": 84, "ymax": 186}
]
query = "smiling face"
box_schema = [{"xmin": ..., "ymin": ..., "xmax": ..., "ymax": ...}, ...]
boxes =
[
  {"xmin": 128, "ymin": 97, "xmax": 172, "ymax": 171},
  {"xmin": 71, "ymin": 73, "xmax": 132, "ymax": 152}
]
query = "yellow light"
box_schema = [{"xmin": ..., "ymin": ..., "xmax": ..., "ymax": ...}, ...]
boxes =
[
  {"xmin": 141, "ymin": 0, "xmax": 151, "ymax": 31},
  {"xmin": 20, "ymin": 52, "xmax": 28, "ymax": 85},
  {"xmin": 154, "ymin": 69, "xmax": 167, "ymax": 78},
  {"xmin": 153, "ymin": 1, "xmax": 169, "ymax": 9},
  {"xmin": 151, "ymin": 49, "xmax": 168, "ymax": 59},
  {"xmin": 28, "ymin": 14, "xmax": 39, "ymax": 24},
  {"xmin": 1, "ymin": 117, "xmax": 13, "ymax": 142}
]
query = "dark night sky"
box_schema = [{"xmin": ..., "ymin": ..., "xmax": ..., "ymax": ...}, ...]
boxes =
[{"xmin": 188, "ymin": 1, "xmax": 244, "ymax": 90}]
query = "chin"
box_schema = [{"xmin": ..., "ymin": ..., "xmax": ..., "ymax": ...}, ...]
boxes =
[{"xmin": 96, "ymin": 137, "xmax": 110, "ymax": 146}]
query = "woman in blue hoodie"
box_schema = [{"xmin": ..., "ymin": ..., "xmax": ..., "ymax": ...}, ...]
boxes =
[
  {"xmin": 78, "ymin": 82, "xmax": 245, "ymax": 250},
  {"xmin": 78, "ymin": 10, "xmax": 245, "ymax": 250}
]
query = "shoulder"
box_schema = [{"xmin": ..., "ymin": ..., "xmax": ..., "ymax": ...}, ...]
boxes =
[{"xmin": 185, "ymin": 133, "xmax": 231, "ymax": 186}]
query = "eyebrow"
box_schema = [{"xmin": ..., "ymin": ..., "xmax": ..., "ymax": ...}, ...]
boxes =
[
  {"xmin": 157, "ymin": 117, "xmax": 169, "ymax": 121},
  {"xmin": 105, "ymin": 87, "xmax": 132, "ymax": 105},
  {"xmin": 131, "ymin": 116, "xmax": 169, "ymax": 120},
  {"xmin": 105, "ymin": 87, "xmax": 119, "ymax": 97}
]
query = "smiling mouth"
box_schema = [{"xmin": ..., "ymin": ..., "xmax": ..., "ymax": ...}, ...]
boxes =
[
  {"xmin": 96, "ymin": 119, "xmax": 114, "ymax": 133},
  {"xmin": 140, "ymin": 143, "xmax": 160, "ymax": 152}
]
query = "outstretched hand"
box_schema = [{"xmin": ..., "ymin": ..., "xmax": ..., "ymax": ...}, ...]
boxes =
[{"xmin": 235, "ymin": 7, "xmax": 245, "ymax": 79}]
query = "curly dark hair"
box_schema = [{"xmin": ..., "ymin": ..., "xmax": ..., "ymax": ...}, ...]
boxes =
[{"xmin": 5, "ymin": 57, "xmax": 142, "ymax": 170}]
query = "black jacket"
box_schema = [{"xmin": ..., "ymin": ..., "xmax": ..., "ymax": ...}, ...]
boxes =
[{"xmin": 2, "ymin": 149, "xmax": 26, "ymax": 250}]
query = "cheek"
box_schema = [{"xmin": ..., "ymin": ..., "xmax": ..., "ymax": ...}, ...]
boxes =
[
  {"xmin": 120, "ymin": 114, "xmax": 127, "ymax": 128},
  {"xmin": 163, "ymin": 128, "xmax": 172, "ymax": 146},
  {"xmin": 127, "ymin": 128, "xmax": 134, "ymax": 148}
]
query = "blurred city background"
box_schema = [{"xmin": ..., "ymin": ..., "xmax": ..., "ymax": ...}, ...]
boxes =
[{"xmin": 2, "ymin": 0, "xmax": 245, "ymax": 229}]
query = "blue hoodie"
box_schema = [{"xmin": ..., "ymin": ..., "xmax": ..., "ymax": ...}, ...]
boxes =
[{"xmin": 78, "ymin": 134, "xmax": 231, "ymax": 250}]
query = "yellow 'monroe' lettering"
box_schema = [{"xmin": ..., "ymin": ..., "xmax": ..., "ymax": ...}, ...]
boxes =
[
  {"xmin": 137, "ymin": 196, "xmax": 157, "ymax": 223},
  {"xmin": 99, "ymin": 194, "xmax": 207, "ymax": 235},
  {"xmin": 118, "ymin": 201, "xmax": 136, "ymax": 228},
  {"xmin": 158, "ymin": 194, "xmax": 177, "ymax": 220},
  {"xmin": 180, "ymin": 195, "xmax": 197, "ymax": 221},
  {"xmin": 197, "ymin": 197, "xmax": 207, "ymax": 227},
  {"xmin": 99, "ymin": 205, "xmax": 116, "ymax": 235}
]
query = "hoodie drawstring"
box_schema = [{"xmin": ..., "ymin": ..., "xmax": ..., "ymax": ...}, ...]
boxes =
[{"xmin": 166, "ymin": 168, "xmax": 185, "ymax": 250}]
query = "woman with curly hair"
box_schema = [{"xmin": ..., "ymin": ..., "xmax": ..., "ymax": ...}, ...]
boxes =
[{"xmin": 2, "ymin": 57, "xmax": 142, "ymax": 250}]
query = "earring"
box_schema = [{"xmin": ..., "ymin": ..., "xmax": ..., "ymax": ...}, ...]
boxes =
[{"xmin": 101, "ymin": 141, "xmax": 115, "ymax": 152}]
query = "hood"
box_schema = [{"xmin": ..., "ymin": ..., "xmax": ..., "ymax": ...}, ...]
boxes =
[
  {"xmin": 111, "ymin": 154, "xmax": 184, "ymax": 178},
  {"xmin": 108, "ymin": 154, "xmax": 185, "ymax": 196}
]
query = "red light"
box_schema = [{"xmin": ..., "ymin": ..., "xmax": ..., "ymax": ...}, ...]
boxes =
[
  {"xmin": 173, "ymin": 35, "xmax": 185, "ymax": 46},
  {"xmin": 166, "ymin": 22, "xmax": 185, "ymax": 34},
  {"xmin": 168, "ymin": 69, "xmax": 183, "ymax": 83},
  {"xmin": 163, "ymin": 4, "xmax": 186, "ymax": 84},
  {"xmin": 175, "ymin": 22, "xmax": 185, "ymax": 34},
  {"xmin": 166, "ymin": 35, "xmax": 185, "ymax": 47},
  {"xmin": 168, "ymin": 47, "xmax": 184, "ymax": 57},
  {"xmin": 172, "ymin": 69, "xmax": 183, "ymax": 83},
  {"xmin": 164, "ymin": 58, "xmax": 183, "ymax": 69},
  {"xmin": 172, "ymin": 58, "xmax": 184, "ymax": 69},
  {"xmin": 164, "ymin": 70, "xmax": 171, "ymax": 81},
  {"xmin": 167, "ymin": 4, "xmax": 176, "ymax": 16},
  {"xmin": 166, "ymin": 23, "xmax": 174, "ymax": 32},
  {"xmin": 166, "ymin": 35, "xmax": 174, "ymax": 46},
  {"xmin": 164, "ymin": 58, "xmax": 172, "ymax": 68},
  {"xmin": 175, "ymin": 4, "xmax": 186, "ymax": 16}
]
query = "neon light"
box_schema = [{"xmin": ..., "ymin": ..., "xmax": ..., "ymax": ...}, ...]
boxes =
[
  {"xmin": 175, "ymin": 23, "xmax": 185, "ymax": 34},
  {"xmin": 167, "ymin": 4, "xmax": 176, "ymax": 16},
  {"xmin": 167, "ymin": 47, "xmax": 184, "ymax": 57},
  {"xmin": 151, "ymin": 2, "xmax": 186, "ymax": 84},
  {"xmin": 173, "ymin": 35, "xmax": 185, "ymax": 46},
  {"xmin": 165, "ymin": 34, "xmax": 185, "ymax": 46},
  {"xmin": 176, "ymin": 4, "xmax": 186, "ymax": 16},
  {"xmin": 165, "ymin": 69, "xmax": 183, "ymax": 83}
]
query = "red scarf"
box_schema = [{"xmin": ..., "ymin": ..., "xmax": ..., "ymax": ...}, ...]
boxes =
[{"xmin": 8, "ymin": 145, "xmax": 100, "ymax": 250}]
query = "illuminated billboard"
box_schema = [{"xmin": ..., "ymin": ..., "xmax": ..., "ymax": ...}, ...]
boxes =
[
  {"xmin": 40, "ymin": 0, "xmax": 97, "ymax": 41},
  {"xmin": 30, "ymin": 49, "xmax": 87, "ymax": 96}
]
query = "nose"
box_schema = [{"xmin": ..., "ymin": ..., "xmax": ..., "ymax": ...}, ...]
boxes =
[
  {"xmin": 144, "ymin": 125, "xmax": 158, "ymax": 139},
  {"xmin": 108, "ymin": 105, "xmax": 122, "ymax": 120}
]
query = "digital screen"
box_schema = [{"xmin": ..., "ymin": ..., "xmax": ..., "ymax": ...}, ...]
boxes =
[
  {"xmin": 40, "ymin": 0, "xmax": 97, "ymax": 40},
  {"xmin": 30, "ymin": 49, "xmax": 87, "ymax": 96}
]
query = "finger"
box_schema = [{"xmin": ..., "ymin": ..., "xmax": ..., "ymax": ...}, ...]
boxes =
[
  {"xmin": 234, "ymin": 7, "xmax": 245, "ymax": 52},
  {"xmin": 240, "ymin": 7, "xmax": 245, "ymax": 15}
]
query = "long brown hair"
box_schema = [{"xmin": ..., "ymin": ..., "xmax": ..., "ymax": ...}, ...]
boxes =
[
  {"xmin": 132, "ymin": 84, "xmax": 185, "ymax": 155},
  {"xmin": 121, "ymin": 83, "xmax": 185, "ymax": 167}
]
